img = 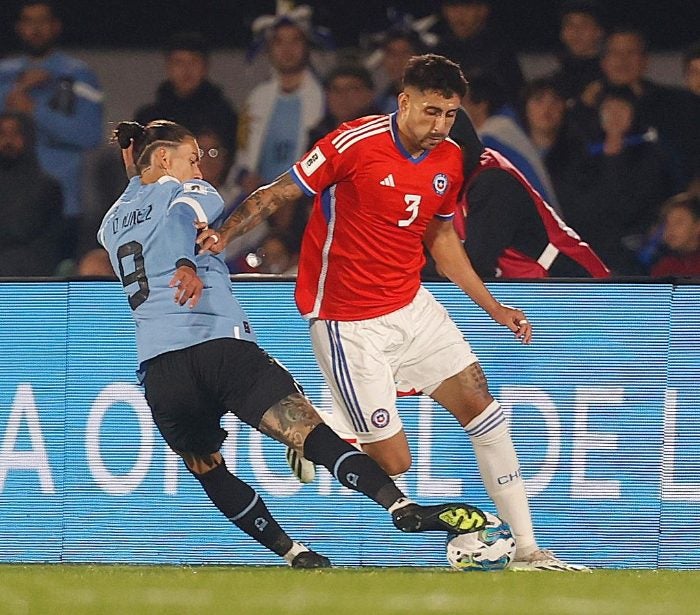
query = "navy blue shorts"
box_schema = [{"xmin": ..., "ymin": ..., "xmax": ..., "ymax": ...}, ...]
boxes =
[{"xmin": 143, "ymin": 338, "xmax": 299, "ymax": 455}]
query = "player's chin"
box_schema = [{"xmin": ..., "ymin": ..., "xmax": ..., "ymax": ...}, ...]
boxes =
[{"xmin": 422, "ymin": 136, "xmax": 446, "ymax": 149}]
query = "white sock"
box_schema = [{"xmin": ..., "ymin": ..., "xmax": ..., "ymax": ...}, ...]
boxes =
[
  {"xmin": 283, "ymin": 541, "xmax": 308, "ymax": 565},
  {"xmin": 465, "ymin": 400, "xmax": 537, "ymax": 556}
]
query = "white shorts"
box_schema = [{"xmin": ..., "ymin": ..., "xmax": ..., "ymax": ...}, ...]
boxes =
[{"xmin": 309, "ymin": 286, "xmax": 478, "ymax": 444}]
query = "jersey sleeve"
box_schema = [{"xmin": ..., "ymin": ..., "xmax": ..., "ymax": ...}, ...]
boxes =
[
  {"xmin": 434, "ymin": 186, "xmax": 458, "ymax": 220},
  {"xmin": 168, "ymin": 180, "xmax": 225, "ymax": 225},
  {"xmin": 166, "ymin": 180, "xmax": 225, "ymax": 268},
  {"xmin": 288, "ymin": 128, "xmax": 354, "ymax": 196}
]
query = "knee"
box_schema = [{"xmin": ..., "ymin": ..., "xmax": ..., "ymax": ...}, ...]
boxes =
[
  {"xmin": 462, "ymin": 383, "xmax": 495, "ymax": 418},
  {"xmin": 461, "ymin": 396, "xmax": 496, "ymax": 424}
]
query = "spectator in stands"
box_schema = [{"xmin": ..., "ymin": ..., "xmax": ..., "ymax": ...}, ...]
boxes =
[
  {"xmin": 521, "ymin": 78, "xmax": 591, "ymax": 222},
  {"xmin": 462, "ymin": 74, "xmax": 563, "ymax": 215},
  {"xmin": 566, "ymin": 86, "xmax": 674, "ymax": 274},
  {"xmin": 308, "ymin": 64, "xmax": 378, "ymax": 146},
  {"xmin": 449, "ymin": 107, "xmax": 609, "ymax": 279},
  {"xmin": 134, "ymin": 32, "xmax": 238, "ymax": 158},
  {"xmin": 0, "ymin": 111, "xmax": 63, "ymax": 277},
  {"xmin": 549, "ymin": 0, "xmax": 605, "ymax": 102},
  {"xmin": 684, "ymin": 42, "xmax": 700, "ymax": 96},
  {"xmin": 650, "ymin": 193, "xmax": 700, "ymax": 277},
  {"xmin": 0, "ymin": 0, "xmax": 103, "ymax": 261},
  {"xmin": 366, "ymin": 11, "xmax": 428, "ymax": 114},
  {"xmin": 93, "ymin": 32, "xmax": 239, "ymax": 265},
  {"xmin": 572, "ymin": 27, "xmax": 696, "ymax": 188},
  {"xmin": 429, "ymin": 0, "xmax": 524, "ymax": 105},
  {"xmin": 234, "ymin": 6, "xmax": 324, "ymax": 196},
  {"xmin": 231, "ymin": 5, "xmax": 325, "ymax": 267}
]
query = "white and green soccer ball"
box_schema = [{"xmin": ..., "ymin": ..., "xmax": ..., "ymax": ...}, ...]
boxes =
[{"xmin": 446, "ymin": 512, "xmax": 516, "ymax": 571}]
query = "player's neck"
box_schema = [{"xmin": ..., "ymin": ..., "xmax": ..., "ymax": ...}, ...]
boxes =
[{"xmin": 141, "ymin": 167, "xmax": 166, "ymax": 185}]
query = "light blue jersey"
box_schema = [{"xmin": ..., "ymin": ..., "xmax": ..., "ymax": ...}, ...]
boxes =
[
  {"xmin": 0, "ymin": 51, "xmax": 103, "ymax": 218},
  {"xmin": 258, "ymin": 93, "xmax": 302, "ymax": 183},
  {"xmin": 98, "ymin": 175, "xmax": 256, "ymax": 369}
]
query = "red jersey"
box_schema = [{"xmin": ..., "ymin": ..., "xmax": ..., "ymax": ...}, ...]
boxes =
[{"xmin": 290, "ymin": 113, "xmax": 463, "ymax": 320}]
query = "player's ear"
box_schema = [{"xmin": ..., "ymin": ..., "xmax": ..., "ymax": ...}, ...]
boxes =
[
  {"xmin": 155, "ymin": 146, "xmax": 169, "ymax": 171},
  {"xmin": 398, "ymin": 92, "xmax": 409, "ymax": 112}
]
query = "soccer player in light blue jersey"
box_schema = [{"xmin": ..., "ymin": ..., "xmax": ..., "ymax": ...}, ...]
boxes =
[{"xmin": 98, "ymin": 119, "xmax": 489, "ymax": 567}]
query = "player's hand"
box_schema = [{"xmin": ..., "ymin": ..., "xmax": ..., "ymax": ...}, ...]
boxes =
[
  {"xmin": 169, "ymin": 265, "xmax": 203, "ymax": 308},
  {"xmin": 195, "ymin": 222, "xmax": 225, "ymax": 254},
  {"xmin": 490, "ymin": 303, "xmax": 532, "ymax": 344}
]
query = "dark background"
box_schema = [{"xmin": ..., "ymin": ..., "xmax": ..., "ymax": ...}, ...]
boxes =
[{"xmin": 0, "ymin": 1, "xmax": 698, "ymax": 53}]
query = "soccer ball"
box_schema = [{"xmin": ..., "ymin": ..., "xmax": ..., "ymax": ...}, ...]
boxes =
[{"xmin": 446, "ymin": 512, "xmax": 516, "ymax": 571}]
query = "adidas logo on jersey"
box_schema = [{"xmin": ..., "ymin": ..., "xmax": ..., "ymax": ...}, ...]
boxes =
[{"xmin": 380, "ymin": 174, "xmax": 395, "ymax": 187}]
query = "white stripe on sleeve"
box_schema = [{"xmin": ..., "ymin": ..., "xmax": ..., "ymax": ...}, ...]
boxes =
[{"xmin": 169, "ymin": 196, "xmax": 209, "ymax": 223}]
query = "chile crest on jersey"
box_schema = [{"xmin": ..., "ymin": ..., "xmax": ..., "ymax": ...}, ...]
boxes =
[{"xmin": 433, "ymin": 173, "xmax": 448, "ymax": 195}]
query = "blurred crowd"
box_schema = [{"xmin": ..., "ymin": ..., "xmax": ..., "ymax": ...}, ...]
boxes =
[{"xmin": 1, "ymin": 0, "xmax": 698, "ymax": 279}]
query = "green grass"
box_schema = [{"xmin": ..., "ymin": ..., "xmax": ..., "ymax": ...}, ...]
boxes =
[{"xmin": 1, "ymin": 565, "xmax": 698, "ymax": 615}]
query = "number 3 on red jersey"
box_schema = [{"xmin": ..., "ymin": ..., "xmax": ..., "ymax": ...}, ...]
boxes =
[{"xmin": 398, "ymin": 194, "xmax": 421, "ymax": 227}]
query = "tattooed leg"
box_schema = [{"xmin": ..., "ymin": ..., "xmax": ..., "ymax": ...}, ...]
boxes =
[
  {"xmin": 261, "ymin": 393, "xmax": 409, "ymax": 510},
  {"xmin": 429, "ymin": 362, "xmax": 495, "ymax": 425},
  {"xmin": 257, "ymin": 392, "xmax": 324, "ymax": 452}
]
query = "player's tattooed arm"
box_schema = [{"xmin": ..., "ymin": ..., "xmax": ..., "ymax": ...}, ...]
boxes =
[
  {"xmin": 196, "ymin": 172, "xmax": 303, "ymax": 253},
  {"xmin": 258, "ymin": 392, "xmax": 323, "ymax": 452},
  {"xmin": 219, "ymin": 172, "xmax": 303, "ymax": 243}
]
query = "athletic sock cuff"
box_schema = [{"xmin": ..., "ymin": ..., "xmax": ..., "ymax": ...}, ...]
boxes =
[{"xmin": 464, "ymin": 400, "xmax": 507, "ymax": 439}]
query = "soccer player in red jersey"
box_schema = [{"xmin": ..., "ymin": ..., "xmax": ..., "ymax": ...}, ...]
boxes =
[{"xmin": 198, "ymin": 54, "xmax": 587, "ymax": 571}]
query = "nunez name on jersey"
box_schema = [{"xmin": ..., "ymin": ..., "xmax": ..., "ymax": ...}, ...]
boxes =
[{"xmin": 290, "ymin": 113, "xmax": 463, "ymax": 321}]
